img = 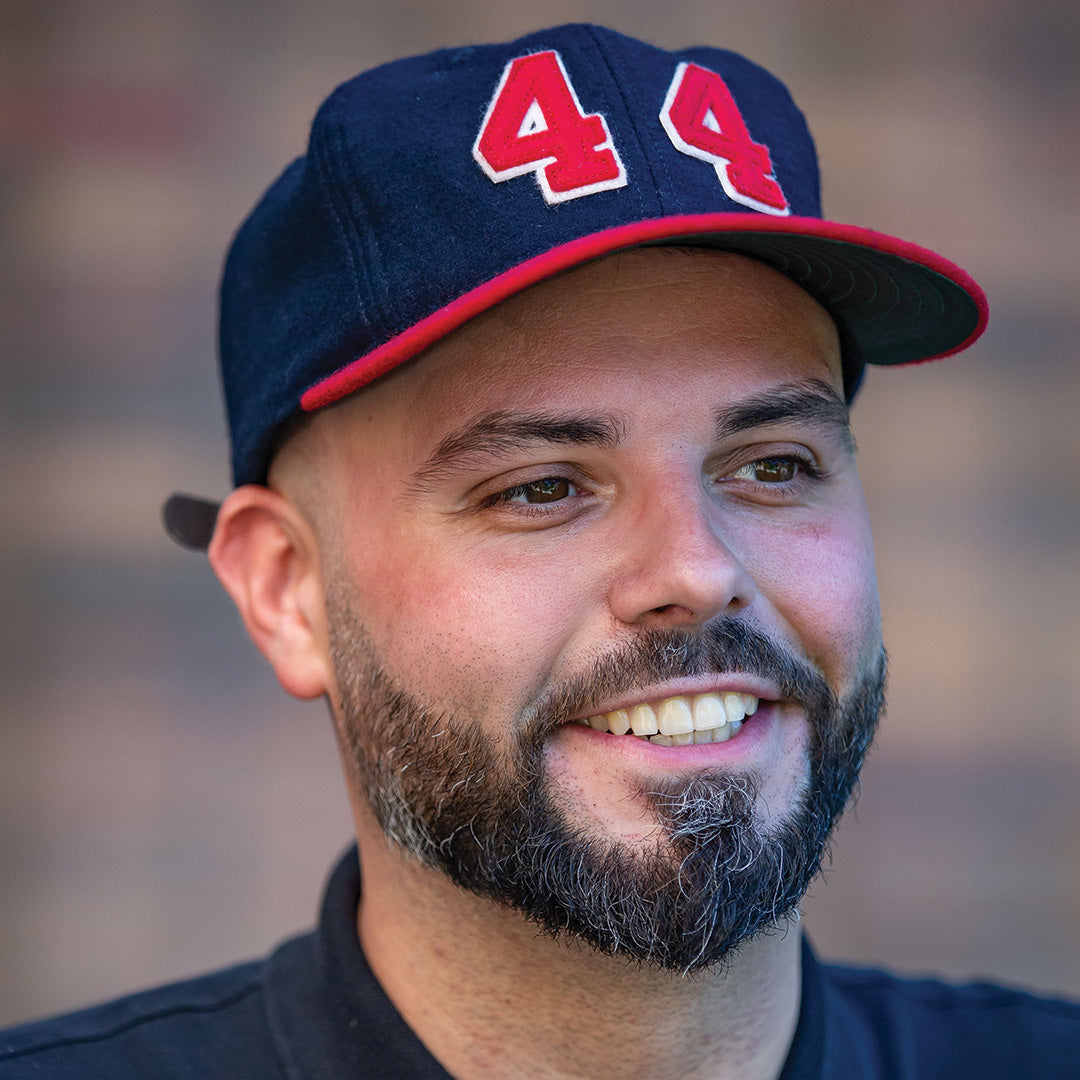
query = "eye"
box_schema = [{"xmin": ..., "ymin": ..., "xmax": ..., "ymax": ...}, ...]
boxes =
[
  {"xmin": 490, "ymin": 476, "xmax": 578, "ymax": 505},
  {"xmin": 732, "ymin": 456, "xmax": 802, "ymax": 484},
  {"xmin": 718, "ymin": 451, "xmax": 825, "ymax": 499}
]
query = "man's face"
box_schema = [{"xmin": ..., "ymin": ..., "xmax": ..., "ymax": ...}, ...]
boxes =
[{"xmin": 300, "ymin": 250, "xmax": 885, "ymax": 970}]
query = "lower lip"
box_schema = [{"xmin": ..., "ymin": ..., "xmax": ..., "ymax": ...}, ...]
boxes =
[{"xmin": 558, "ymin": 703, "xmax": 778, "ymax": 767}]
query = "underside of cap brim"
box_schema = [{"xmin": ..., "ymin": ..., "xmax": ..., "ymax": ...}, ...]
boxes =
[
  {"xmin": 300, "ymin": 213, "xmax": 988, "ymax": 414},
  {"xmin": 162, "ymin": 494, "xmax": 219, "ymax": 551}
]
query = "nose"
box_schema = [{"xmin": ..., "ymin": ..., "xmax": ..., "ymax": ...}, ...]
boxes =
[{"xmin": 606, "ymin": 480, "xmax": 757, "ymax": 630}]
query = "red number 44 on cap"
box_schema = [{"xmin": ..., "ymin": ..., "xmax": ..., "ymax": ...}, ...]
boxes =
[{"xmin": 474, "ymin": 51, "xmax": 788, "ymax": 214}]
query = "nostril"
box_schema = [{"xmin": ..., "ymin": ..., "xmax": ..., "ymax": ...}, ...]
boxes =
[
  {"xmin": 649, "ymin": 604, "xmax": 680, "ymax": 616},
  {"xmin": 643, "ymin": 603, "xmax": 705, "ymax": 625}
]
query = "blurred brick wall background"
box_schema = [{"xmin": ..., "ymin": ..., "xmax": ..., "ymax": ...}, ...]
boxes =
[{"xmin": 1, "ymin": 0, "xmax": 1077, "ymax": 1025}]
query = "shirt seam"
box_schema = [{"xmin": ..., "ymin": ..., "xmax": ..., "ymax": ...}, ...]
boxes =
[
  {"xmin": 0, "ymin": 981, "xmax": 264, "ymax": 1063},
  {"xmin": 830, "ymin": 971, "xmax": 1080, "ymax": 1018}
]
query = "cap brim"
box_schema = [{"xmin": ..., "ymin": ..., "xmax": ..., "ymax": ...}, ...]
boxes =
[
  {"xmin": 300, "ymin": 213, "xmax": 988, "ymax": 412},
  {"xmin": 163, "ymin": 494, "xmax": 219, "ymax": 551}
]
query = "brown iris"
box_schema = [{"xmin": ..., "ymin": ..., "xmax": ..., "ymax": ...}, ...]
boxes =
[{"xmin": 752, "ymin": 458, "xmax": 797, "ymax": 483}]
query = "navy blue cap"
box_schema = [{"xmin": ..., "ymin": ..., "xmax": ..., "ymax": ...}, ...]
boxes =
[{"xmin": 165, "ymin": 24, "xmax": 987, "ymax": 548}]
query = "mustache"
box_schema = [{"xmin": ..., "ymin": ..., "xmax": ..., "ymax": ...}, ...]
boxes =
[{"xmin": 519, "ymin": 619, "xmax": 834, "ymax": 746}]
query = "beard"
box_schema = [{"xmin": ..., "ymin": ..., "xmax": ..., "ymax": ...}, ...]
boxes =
[{"xmin": 327, "ymin": 588, "xmax": 885, "ymax": 974}]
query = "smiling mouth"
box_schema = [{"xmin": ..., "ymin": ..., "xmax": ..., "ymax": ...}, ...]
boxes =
[{"xmin": 571, "ymin": 692, "xmax": 760, "ymax": 746}]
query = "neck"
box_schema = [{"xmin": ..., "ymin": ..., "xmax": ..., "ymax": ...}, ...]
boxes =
[{"xmin": 354, "ymin": 824, "xmax": 802, "ymax": 1080}]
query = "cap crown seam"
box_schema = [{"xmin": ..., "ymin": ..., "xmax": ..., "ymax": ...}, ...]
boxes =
[
  {"xmin": 311, "ymin": 132, "xmax": 365, "ymax": 326},
  {"xmin": 585, "ymin": 26, "xmax": 675, "ymax": 218},
  {"xmin": 333, "ymin": 119, "xmax": 399, "ymax": 332}
]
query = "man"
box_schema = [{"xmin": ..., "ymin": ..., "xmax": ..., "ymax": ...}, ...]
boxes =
[{"xmin": 2, "ymin": 23, "xmax": 1077, "ymax": 1079}]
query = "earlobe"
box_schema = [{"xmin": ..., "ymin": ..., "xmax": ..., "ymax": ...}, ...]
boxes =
[{"xmin": 208, "ymin": 485, "xmax": 333, "ymax": 700}]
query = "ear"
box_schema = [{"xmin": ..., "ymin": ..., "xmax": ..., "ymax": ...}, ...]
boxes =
[{"xmin": 208, "ymin": 484, "xmax": 333, "ymax": 700}]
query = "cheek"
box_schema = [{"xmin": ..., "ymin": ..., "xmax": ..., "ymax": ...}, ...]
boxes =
[
  {"xmin": 737, "ymin": 511, "xmax": 882, "ymax": 683},
  {"xmin": 342, "ymin": 532, "xmax": 591, "ymax": 716}
]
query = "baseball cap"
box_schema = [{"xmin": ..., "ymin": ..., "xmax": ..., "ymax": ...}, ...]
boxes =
[{"xmin": 163, "ymin": 23, "xmax": 987, "ymax": 551}]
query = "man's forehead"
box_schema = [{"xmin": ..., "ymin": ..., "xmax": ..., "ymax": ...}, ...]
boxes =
[
  {"xmin": 371, "ymin": 250, "xmax": 841, "ymax": 410},
  {"xmin": 445, "ymin": 247, "xmax": 840, "ymax": 339}
]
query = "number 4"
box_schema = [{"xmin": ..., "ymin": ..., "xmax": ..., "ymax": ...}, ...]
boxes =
[
  {"xmin": 473, "ymin": 50, "xmax": 627, "ymax": 204},
  {"xmin": 660, "ymin": 61, "xmax": 789, "ymax": 215}
]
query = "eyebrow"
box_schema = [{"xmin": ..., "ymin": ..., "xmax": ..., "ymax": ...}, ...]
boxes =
[
  {"xmin": 406, "ymin": 410, "xmax": 626, "ymax": 493},
  {"xmin": 713, "ymin": 379, "xmax": 855, "ymax": 453}
]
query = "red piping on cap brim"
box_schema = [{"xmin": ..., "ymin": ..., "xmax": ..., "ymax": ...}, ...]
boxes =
[{"xmin": 300, "ymin": 213, "xmax": 989, "ymax": 412}]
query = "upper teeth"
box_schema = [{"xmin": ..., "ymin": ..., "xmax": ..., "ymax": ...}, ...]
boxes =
[{"xmin": 576, "ymin": 693, "xmax": 759, "ymax": 746}]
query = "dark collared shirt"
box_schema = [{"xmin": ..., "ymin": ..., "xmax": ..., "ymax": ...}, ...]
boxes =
[{"xmin": 3, "ymin": 849, "xmax": 1079, "ymax": 1078}]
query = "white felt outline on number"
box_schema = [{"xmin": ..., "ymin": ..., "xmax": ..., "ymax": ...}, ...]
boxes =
[{"xmin": 660, "ymin": 61, "xmax": 790, "ymax": 217}]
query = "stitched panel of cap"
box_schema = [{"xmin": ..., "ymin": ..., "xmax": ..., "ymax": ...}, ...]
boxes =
[
  {"xmin": 310, "ymin": 114, "xmax": 383, "ymax": 363},
  {"xmin": 333, "ymin": 104, "xmax": 402, "ymax": 337},
  {"xmin": 578, "ymin": 26, "xmax": 654, "ymax": 221},
  {"xmin": 591, "ymin": 27, "xmax": 684, "ymax": 218}
]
